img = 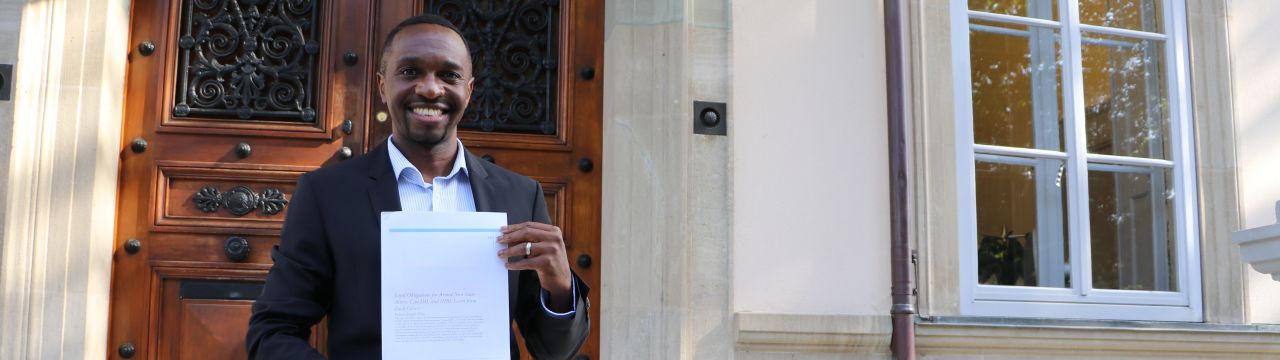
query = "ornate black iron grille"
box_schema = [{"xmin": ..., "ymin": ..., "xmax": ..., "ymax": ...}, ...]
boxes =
[
  {"xmin": 173, "ymin": 0, "xmax": 320, "ymax": 122},
  {"xmin": 428, "ymin": 0, "xmax": 560, "ymax": 134}
]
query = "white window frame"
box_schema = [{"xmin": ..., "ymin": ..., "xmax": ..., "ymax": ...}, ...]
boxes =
[{"xmin": 951, "ymin": 0, "xmax": 1203, "ymax": 322}]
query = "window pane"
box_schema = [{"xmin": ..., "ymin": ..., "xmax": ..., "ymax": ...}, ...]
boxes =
[
  {"xmin": 1080, "ymin": 0, "xmax": 1163, "ymax": 33},
  {"xmin": 1082, "ymin": 34, "xmax": 1170, "ymax": 160},
  {"xmin": 970, "ymin": 21, "xmax": 1064, "ymax": 151},
  {"xmin": 976, "ymin": 159, "xmax": 1069, "ymax": 288},
  {"xmin": 1088, "ymin": 167, "xmax": 1177, "ymax": 291},
  {"xmin": 969, "ymin": 0, "xmax": 1058, "ymax": 20}
]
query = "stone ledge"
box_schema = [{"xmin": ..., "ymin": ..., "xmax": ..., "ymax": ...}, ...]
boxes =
[
  {"xmin": 1232, "ymin": 200, "xmax": 1280, "ymax": 281},
  {"xmin": 917, "ymin": 316, "xmax": 1280, "ymax": 358},
  {"xmin": 735, "ymin": 313, "xmax": 892, "ymax": 354}
]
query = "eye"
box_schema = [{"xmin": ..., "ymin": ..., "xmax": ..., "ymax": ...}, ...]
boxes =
[
  {"xmin": 396, "ymin": 67, "xmax": 420, "ymax": 77},
  {"xmin": 441, "ymin": 71, "xmax": 465, "ymax": 83}
]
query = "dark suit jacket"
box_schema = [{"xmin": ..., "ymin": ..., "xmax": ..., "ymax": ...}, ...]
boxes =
[{"xmin": 246, "ymin": 141, "xmax": 589, "ymax": 359}]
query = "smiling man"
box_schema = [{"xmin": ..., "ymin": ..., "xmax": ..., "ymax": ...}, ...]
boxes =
[{"xmin": 246, "ymin": 14, "xmax": 589, "ymax": 359}]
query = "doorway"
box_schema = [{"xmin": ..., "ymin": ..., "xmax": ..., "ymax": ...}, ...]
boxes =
[{"xmin": 108, "ymin": 1, "xmax": 602, "ymax": 358}]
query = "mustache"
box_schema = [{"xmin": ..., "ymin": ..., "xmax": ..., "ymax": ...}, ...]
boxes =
[{"xmin": 406, "ymin": 96, "xmax": 453, "ymax": 107}]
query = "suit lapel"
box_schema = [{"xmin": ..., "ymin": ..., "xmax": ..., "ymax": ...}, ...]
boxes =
[
  {"xmin": 370, "ymin": 142, "xmax": 521, "ymax": 321},
  {"xmin": 464, "ymin": 150, "xmax": 521, "ymax": 312},
  {"xmin": 369, "ymin": 144, "xmax": 502, "ymax": 216},
  {"xmin": 465, "ymin": 150, "xmax": 500, "ymax": 214},
  {"xmin": 366, "ymin": 141, "xmax": 402, "ymax": 216}
]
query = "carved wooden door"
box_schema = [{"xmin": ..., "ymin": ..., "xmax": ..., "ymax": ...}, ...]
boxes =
[
  {"xmin": 110, "ymin": 0, "xmax": 372, "ymax": 358},
  {"xmin": 368, "ymin": 2, "xmax": 604, "ymax": 359},
  {"xmin": 110, "ymin": 0, "xmax": 602, "ymax": 359}
]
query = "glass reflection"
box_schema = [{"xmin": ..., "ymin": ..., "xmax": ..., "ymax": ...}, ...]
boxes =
[
  {"xmin": 1082, "ymin": 34, "xmax": 1169, "ymax": 160},
  {"xmin": 969, "ymin": 0, "xmax": 1059, "ymax": 20},
  {"xmin": 976, "ymin": 159, "xmax": 1069, "ymax": 288},
  {"xmin": 1088, "ymin": 167, "xmax": 1177, "ymax": 291},
  {"xmin": 1080, "ymin": 0, "xmax": 1163, "ymax": 33},
  {"xmin": 970, "ymin": 20, "xmax": 1064, "ymax": 151}
]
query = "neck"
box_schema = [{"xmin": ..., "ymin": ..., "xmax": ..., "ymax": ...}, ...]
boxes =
[{"xmin": 392, "ymin": 136, "xmax": 458, "ymax": 181}]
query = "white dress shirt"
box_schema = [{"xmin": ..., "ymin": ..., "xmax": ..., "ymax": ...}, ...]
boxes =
[
  {"xmin": 386, "ymin": 138, "xmax": 576, "ymax": 318},
  {"xmin": 387, "ymin": 137, "xmax": 475, "ymax": 212}
]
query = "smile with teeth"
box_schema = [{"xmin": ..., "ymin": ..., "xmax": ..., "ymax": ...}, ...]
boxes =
[{"xmin": 412, "ymin": 107, "xmax": 444, "ymax": 116}]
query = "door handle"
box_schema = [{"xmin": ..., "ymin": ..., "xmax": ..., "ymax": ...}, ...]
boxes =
[
  {"xmin": 130, "ymin": 138, "xmax": 147, "ymax": 153},
  {"xmin": 124, "ymin": 239, "xmax": 142, "ymax": 255},
  {"xmin": 224, "ymin": 236, "xmax": 250, "ymax": 262},
  {"xmin": 118, "ymin": 342, "xmax": 136, "ymax": 358},
  {"xmin": 235, "ymin": 142, "xmax": 251, "ymax": 158}
]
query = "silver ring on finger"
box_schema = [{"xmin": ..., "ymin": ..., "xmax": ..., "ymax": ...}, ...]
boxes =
[{"xmin": 524, "ymin": 242, "xmax": 532, "ymax": 259}]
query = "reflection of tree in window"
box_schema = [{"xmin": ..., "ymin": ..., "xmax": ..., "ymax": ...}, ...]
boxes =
[
  {"xmin": 968, "ymin": 0, "xmax": 1176, "ymax": 293},
  {"xmin": 969, "ymin": 1, "xmax": 1069, "ymax": 289}
]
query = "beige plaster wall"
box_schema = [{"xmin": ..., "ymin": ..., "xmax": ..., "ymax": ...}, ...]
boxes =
[
  {"xmin": 0, "ymin": 0, "xmax": 129, "ymax": 358},
  {"xmin": 731, "ymin": 0, "xmax": 892, "ymax": 316},
  {"xmin": 602, "ymin": 0, "xmax": 735, "ymax": 358},
  {"xmin": 1226, "ymin": 0, "xmax": 1280, "ymax": 325},
  {"xmin": 0, "ymin": 0, "xmax": 21, "ymax": 243}
]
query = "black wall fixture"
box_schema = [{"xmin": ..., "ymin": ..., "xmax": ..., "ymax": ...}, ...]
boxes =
[
  {"xmin": 693, "ymin": 101, "xmax": 727, "ymax": 136},
  {"xmin": 0, "ymin": 64, "xmax": 12, "ymax": 101}
]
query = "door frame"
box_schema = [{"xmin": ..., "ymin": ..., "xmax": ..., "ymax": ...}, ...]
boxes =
[{"xmin": 0, "ymin": 0, "xmax": 130, "ymax": 358}]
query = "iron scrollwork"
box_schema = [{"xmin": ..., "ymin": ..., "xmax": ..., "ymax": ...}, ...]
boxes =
[
  {"xmin": 194, "ymin": 185, "xmax": 289, "ymax": 216},
  {"xmin": 427, "ymin": 0, "xmax": 560, "ymax": 135},
  {"xmin": 174, "ymin": 0, "xmax": 321, "ymax": 122}
]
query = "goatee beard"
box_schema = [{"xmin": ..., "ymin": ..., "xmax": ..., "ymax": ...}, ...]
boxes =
[{"xmin": 409, "ymin": 129, "xmax": 451, "ymax": 148}]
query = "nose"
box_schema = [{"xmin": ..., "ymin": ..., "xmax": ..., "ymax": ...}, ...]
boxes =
[{"xmin": 415, "ymin": 74, "xmax": 446, "ymax": 99}]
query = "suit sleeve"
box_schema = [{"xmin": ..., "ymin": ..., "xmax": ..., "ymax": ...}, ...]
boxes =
[
  {"xmin": 515, "ymin": 181, "xmax": 591, "ymax": 360},
  {"xmin": 245, "ymin": 175, "xmax": 331, "ymax": 359}
]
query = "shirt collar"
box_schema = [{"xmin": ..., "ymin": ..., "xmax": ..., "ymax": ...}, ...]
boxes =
[{"xmin": 386, "ymin": 136, "xmax": 469, "ymax": 182}]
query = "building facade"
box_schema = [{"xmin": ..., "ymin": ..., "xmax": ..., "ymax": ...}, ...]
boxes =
[{"xmin": 1, "ymin": 0, "xmax": 1279, "ymax": 358}]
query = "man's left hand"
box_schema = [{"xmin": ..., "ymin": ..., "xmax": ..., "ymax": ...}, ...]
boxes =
[{"xmin": 497, "ymin": 222, "xmax": 574, "ymax": 312}]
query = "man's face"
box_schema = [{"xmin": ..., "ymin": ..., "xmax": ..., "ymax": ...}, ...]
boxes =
[{"xmin": 378, "ymin": 24, "xmax": 474, "ymax": 151}]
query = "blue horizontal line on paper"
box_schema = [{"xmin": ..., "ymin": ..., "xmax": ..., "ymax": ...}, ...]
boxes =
[{"xmin": 389, "ymin": 228, "xmax": 500, "ymax": 233}]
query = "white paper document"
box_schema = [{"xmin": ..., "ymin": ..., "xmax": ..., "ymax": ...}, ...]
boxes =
[{"xmin": 381, "ymin": 211, "xmax": 509, "ymax": 360}]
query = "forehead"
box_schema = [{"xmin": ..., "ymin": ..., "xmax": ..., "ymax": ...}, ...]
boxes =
[{"xmin": 386, "ymin": 24, "xmax": 470, "ymax": 65}]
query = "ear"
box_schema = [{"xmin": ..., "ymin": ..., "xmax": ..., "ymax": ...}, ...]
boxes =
[
  {"xmin": 376, "ymin": 71, "xmax": 387, "ymax": 101},
  {"xmin": 466, "ymin": 77, "xmax": 475, "ymax": 93}
]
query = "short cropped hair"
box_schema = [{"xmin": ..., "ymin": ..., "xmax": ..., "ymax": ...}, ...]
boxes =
[{"xmin": 378, "ymin": 14, "xmax": 471, "ymax": 73}]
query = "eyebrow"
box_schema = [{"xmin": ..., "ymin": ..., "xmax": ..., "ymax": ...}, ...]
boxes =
[{"xmin": 394, "ymin": 56, "xmax": 464, "ymax": 70}]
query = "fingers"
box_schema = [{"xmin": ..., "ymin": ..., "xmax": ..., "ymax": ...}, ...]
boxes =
[
  {"xmin": 496, "ymin": 241, "xmax": 555, "ymax": 259},
  {"xmin": 496, "ymin": 222, "xmax": 569, "ymax": 279},
  {"xmin": 495, "ymin": 222, "xmax": 562, "ymax": 245},
  {"xmin": 497, "ymin": 223, "xmax": 574, "ymax": 295},
  {"xmin": 501, "ymin": 222, "xmax": 557, "ymax": 233},
  {"xmin": 503, "ymin": 247, "xmax": 568, "ymax": 279},
  {"xmin": 504, "ymin": 247, "xmax": 574, "ymax": 297},
  {"xmin": 499, "ymin": 242, "xmax": 566, "ymax": 273},
  {"xmin": 503, "ymin": 253, "xmax": 550, "ymax": 271}
]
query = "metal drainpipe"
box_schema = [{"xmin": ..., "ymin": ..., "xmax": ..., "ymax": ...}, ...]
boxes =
[{"xmin": 884, "ymin": 0, "xmax": 917, "ymax": 358}]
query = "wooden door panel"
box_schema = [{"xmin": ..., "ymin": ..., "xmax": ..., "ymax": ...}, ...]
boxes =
[
  {"xmin": 153, "ymin": 269, "xmax": 258, "ymax": 359},
  {"xmin": 145, "ymin": 233, "xmax": 278, "ymax": 264},
  {"xmin": 152, "ymin": 0, "xmax": 341, "ymax": 141},
  {"xmin": 539, "ymin": 179, "xmax": 569, "ymax": 229},
  {"xmin": 370, "ymin": 2, "xmax": 605, "ymax": 359},
  {"xmin": 153, "ymin": 268, "xmax": 327, "ymax": 359},
  {"xmin": 463, "ymin": 148, "xmax": 579, "ymax": 174},
  {"xmin": 117, "ymin": 0, "xmax": 598, "ymax": 358},
  {"xmin": 176, "ymin": 301, "xmax": 254, "ymax": 359},
  {"xmin": 145, "ymin": 136, "xmax": 354, "ymax": 166},
  {"xmin": 155, "ymin": 164, "xmax": 309, "ymax": 230},
  {"xmin": 114, "ymin": 0, "xmax": 371, "ymax": 358}
]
